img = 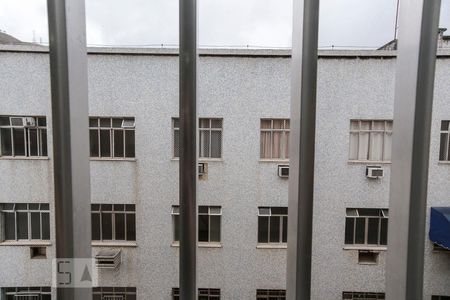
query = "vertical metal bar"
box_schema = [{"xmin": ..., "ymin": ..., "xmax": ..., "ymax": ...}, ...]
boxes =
[
  {"xmin": 286, "ymin": 0, "xmax": 320, "ymax": 298},
  {"xmin": 47, "ymin": 0, "xmax": 92, "ymax": 299},
  {"xmin": 179, "ymin": 0, "xmax": 197, "ymax": 298},
  {"xmin": 385, "ymin": 0, "xmax": 441, "ymax": 299}
]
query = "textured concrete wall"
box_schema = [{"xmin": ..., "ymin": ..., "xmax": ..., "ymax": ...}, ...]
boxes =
[{"xmin": 0, "ymin": 49, "xmax": 449, "ymax": 299}]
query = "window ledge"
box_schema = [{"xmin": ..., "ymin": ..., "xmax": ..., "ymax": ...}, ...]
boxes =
[
  {"xmin": 0, "ymin": 241, "xmax": 52, "ymax": 246},
  {"xmin": 256, "ymin": 244, "xmax": 287, "ymax": 249},
  {"xmin": 171, "ymin": 158, "xmax": 224, "ymax": 162},
  {"xmin": 91, "ymin": 241, "xmax": 137, "ymax": 247},
  {"xmin": 0, "ymin": 157, "xmax": 50, "ymax": 161},
  {"xmin": 348, "ymin": 160, "xmax": 391, "ymax": 165},
  {"xmin": 259, "ymin": 159, "xmax": 289, "ymax": 163},
  {"xmin": 90, "ymin": 158, "xmax": 136, "ymax": 162},
  {"xmin": 198, "ymin": 242, "xmax": 222, "ymax": 248},
  {"xmin": 171, "ymin": 241, "xmax": 180, "ymax": 247},
  {"xmin": 438, "ymin": 161, "xmax": 450, "ymax": 165},
  {"xmin": 343, "ymin": 245, "xmax": 387, "ymax": 251}
]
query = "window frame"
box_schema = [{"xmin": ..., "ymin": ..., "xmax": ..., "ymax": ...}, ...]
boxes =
[
  {"xmin": 439, "ymin": 120, "xmax": 450, "ymax": 162},
  {"xmin": 256, "ymin": 289, "xmax": 286, "ymax": 299},
  {"xmin": 89, "ymin": 117, "xmax": 136, "ymax": 160},
  {"xmin": 342, "ymin": 291, "xmax": 385, "ymax": 300},
  {"xmin": 92, "ymin": 286, "xmax": 137, "ymax": 300},
  {"xmin": 257, "ymin": 207, "xmax": 288, "ymax": 245},
  {"xmin": 260, "ymin": 118, "xmax": 290, "ymax": 161},
  {"xmin": 0, "ymin": 203, "xmax": 50, "ymax": 242},
  {"xmin": 91, "ymin": 204, "xmax": 136, "ymax": 242},
  {"xmin": 348, "ymin": 119, "xmax": 393, "ymax": 163},
  {"xmin": 2, "ymin": 287, "xmax": 51, "ymax": 300},
  {"xmin": 0, "ymin": 115, "xmax": 48, "ymax": 158},
  {"xmin": 172, "ymin": 288, "xmax": 220, "ymax": 300},
  {"xmin": 344, "ymin": 208, "xmax": 389, "ymax": 247}
]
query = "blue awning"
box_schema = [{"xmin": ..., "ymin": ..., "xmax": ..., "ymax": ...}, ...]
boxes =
[{"xmin": 429, "ymin": 207, "xmax": 450, "ymax": 250}]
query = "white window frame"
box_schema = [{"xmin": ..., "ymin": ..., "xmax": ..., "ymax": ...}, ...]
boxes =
[
  {"xmin": 439, "ymin": 120, "xmax": 450, "ymax": 161},
  {"xmin": 260, "ymin": 118, "xmax": 290, "ymax": 161},
  {"xmin": 92, "ymin": 287, "xmax": 137, "ymax": 300},
  {"xmin": 91, "ymin": 204, "xmax": 136, "ymax": 242},
  {"xmin": 0, "ymin": 203, "xmax": 50, "ymax": 242},
  {"xmin": 345, "ymin": 208, "xmax": 388, "ymax": 247},
  {"xmin": 198, "ymin": 206, "xmax": 222, "ymax": 243},
  {"xmin": 256, "ymin": 289, "xmax": 286, "ymax": 299},
  {"xmin": 172, "ymin": 288, "xmax": 220, "ymax": 300},
  {"xmin": 2, "ymin": 287, "xmax": 51, "ymax": 299},
  {"xmin": 171, "ymin": 206, "xmax": 179, "ymax": 243},
  {"xmin": 257, "ymin": 207, "xmax": 288, "ymax": 244},
  {"xmin": 0, "ymin": 116, "xmax": 48, "ymax": 158},
  {"xmin": 89, "ymin": 117, "xmax": 136, "ymax": 159},
  {"xmin": 349, "ymin": 119, "xmax": 393, "ymax": 163}
]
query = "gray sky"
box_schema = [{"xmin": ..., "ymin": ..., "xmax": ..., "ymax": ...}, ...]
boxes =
[{"xmin": 1, "ymin": 0, "xmax": 449, "ymax": 48}]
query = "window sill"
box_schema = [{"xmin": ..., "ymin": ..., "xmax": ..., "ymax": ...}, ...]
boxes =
[
  {"xmin": 343, "ymin": 245, "xmax": 387, "ymax": 251},
  {"xmin": 0, "ymin": 156, "xmax": 50, "ymax": 161},
  {"xmin": 171, "ymin": 158, "xmax": 223, "ymax": 162},
  {"xmin": 438, "ymin": 161, "xmax": 450, "ymax": 165},
  {"xmin": 256, "ymin": 244, "xmax": 287, "ymax": 249},
  {"xmin": 0, "ymin": 241, "xmax": 52, "ymax": 246},
  {"xmin": 90, "ymin": 158, "xmax": 136, "ymax": 162},
  {"xmin": 348, "ymin": 160, "xmax": 391, "ymax": 165},
  {"xmin": 91, "ymin": 241, "xmax": 137, "ymax": 247},
  {"xmin": 170, "ymin": 242, "xmax": 222, "ymax": 248},
  {"xmin": 259, "ymin": 159, "xmax": 289, "ymax": 163}
]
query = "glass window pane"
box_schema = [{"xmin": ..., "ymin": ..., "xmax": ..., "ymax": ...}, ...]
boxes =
[
  {"xmin": 29, "ymin": 129, "xmax": 39, "ymax": 156},
  {"xmin": 41, "ymin": 212, "xmax": 50, "ymax": 240},
  {"xmin": 441, "ymin": 120, "xmax": 450, "ymax": 131},
  {"xmin": 90, "ymin": 130, "xmax": 99, "ymax": 157},
  {"xmin": 210, "ymin": 131, "xmax": 222, "ymax": 158},
  {"xmin": 210, "ymin": 215, "xmax": 221, "ymax": 242},
  {"xmin": 101, "ymin": 213, "xmax": 113, "ymax": 240},
  {"xmin": 367, "ymin": 218, "xmax": 380, "ymax": 245},
  {"xmin": 272, "ymin": 131, "xmax": 282, "ymax": 159},
  {"xmin": 173, "ymin": 215, "xmax": 179, "ymax": 242},
  {"xmin": 258, "ymin": 216, "xmax": 269, "ymax": 243},
  {"xmin": 269, "ymin": 216, "xmax": 280, "ymax": 243},
  {"xmin": 89, "ymin": 118, "xmax": 99, "ymax": 127},
  {"xmin": 355, "ymin": 218, "xmax": 366, "ymax": 244},
  {"xmin": 349, "ymin": 132, "xmax": 359, "ymax": 160},
  {"xmin": 112, "ymin": 118, "xmax": 122, "ymax": 128},
  {"xmin": 271, "ymin": 207, "xmax": 287, "ymax": 215},
  {"xmin": 440, "ymin": 133, "xmax": 448, "ymax": 161},
  {"xmin": 115, "ymin": 213, "xmax": 125, "ymax": 240},
  {"xmin": 126, "ymin": 214, "xmax": 136, "ymax": 241},
  {"xmin": 260, "ymin": 131, "xmax": 271, "ymax": 159},
  {"xmin": 125, "ymin": 130, "xmax": 135, "ymax": 158},
  {"xmin": 41, "ymin": 129, "xmax": 48, "ymax": 156},
  {"xmin": 4, "ymin": 212, "xmax": 15, "ymax": 240},
  {"xmin": 211, "ymin": 119, "xmax": 222, "ymax": 128},
  {"xmin": 17, "ymin": 212, "xmax": 28, "ymax": 239},
  {"xmin": 0, "ymin": 116, "xmax": 10, "ymax": 126},
  {"xmin": 198, "ymin": 215, "xmax": 209, "ymax": 242},
  {"xmin": 199, "ymin": 119, "xmax": 210, "ymax": 128},
  {"xmin": 13, "ymin": 128, "xmax": 26, "ymax": 156},
  {"xmin": 31, "ymin": 212, "xmax": 41, "ymax": 239},
  {"xmin": 198, "ymin": 206, "xmax": 209, "ymax": 214},
  {"xmin": 282, "ymin": 216, "xmax": 288, "ymax": 243},
  {"xmin": 100, "ymin": 130, "xmax": 111, "ymax": 157},
  {"xmin": 199, "ymin": 131, "xmax": 210, "ymax": 158},
  {"xmin": 100, "ymin": 118, "xmax": 111, "ymax": 127},
  {"xmin": 273, "ymin": 119, "xmax": 283, "ymax": 129},
  {"xmin": 174, "ymin": 129, "xmax": 180, "ymax": 158},
  {"xmin": 380, "ymin": 218, "xmax": 388, "ymax": 245},
  {"xmin": 261, "ymin": 119, "xmax": 272, "ymax": 129},
  {"xmin": 0, "ymin": 128, "xmax": 12, "ymax": 156},
  {"xmin": 92, "ymin": 213, "xmax": 101, "ymax": 240},
  {"xmin": 173, "ymin": 118, "xmax": 179, "ymax": 128},
  {"xmin": 114, "ymin": 130, "xmax": 124, "ymax": 158},
  {"xmin": 345, "ymin": 218, "xmax": 354, "ymax": 244}
]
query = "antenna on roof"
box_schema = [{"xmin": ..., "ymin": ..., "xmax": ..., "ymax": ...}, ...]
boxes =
[{"xmin": 394, "ymin": 0, "xmax": 400, "ymax": 40}]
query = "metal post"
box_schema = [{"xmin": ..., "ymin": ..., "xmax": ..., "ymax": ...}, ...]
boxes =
[
  {"xmin": 286, "ymin": 0, "xmax": 320, "ymax": 299},
  {"xmin": 179, "ymin": 0, "xmax": 197, "ymax": 299},
  {"xmin": 47, "ymin": 0, "xmax": 92, "ymax": 299},
  {"xmin": 385, "ymin": 0, "xmax": 441, "ymax": 299}
]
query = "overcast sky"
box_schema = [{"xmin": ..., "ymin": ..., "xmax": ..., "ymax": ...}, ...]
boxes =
[{"xmin": 1, "ymin": 0, "xmax": 449, "ymax": 48}]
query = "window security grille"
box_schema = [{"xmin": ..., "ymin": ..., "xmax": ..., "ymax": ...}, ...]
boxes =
[
  {"xmin": 173, "ymin": 118, "xmax": 223, "ymax": 159},
  {"xmin": 258, "ymin": 207, "xmax": 288, "ymax": 244},
  {"xmin": 349, "ymin": 120, "xmax": 393, "ymax": 162},
  {"xmin": 342, "ymin": 291, "xmax": 385, "ymax": 300},
  {"xmin": 0, "ymin": 203, "xmax": 50, "ymax": 241},
  {"xmin": 0, "ymin": 116, "xmax": 48, "ymax": 157},
  {"xmin": 344, "ymin": 208, "xmax": 388, "ymax": 246},
  {"xmin": 260, "ymin": 119, "xmax": 290, "ymax": 160},
  {"xmin": 92, "ymin": 287, "xmax": 136, "ymax": 300},
  {"xmin": 439, "ymin": 121, "xmax": 450, "ymax": 161},
  {"xmin": 1, "ymin": 287, "xmax": 51, "ymax": 300},
  {"xmin": 91, "ymin": 204, "xmax": 136, "ymax": 242},
  {"xmin": 256, "ymin": 289, "xmax": 286, "ymax": 299},
  {"xmin": 89, "ymin": 117, "xmax": 135, "ymax": 158}
]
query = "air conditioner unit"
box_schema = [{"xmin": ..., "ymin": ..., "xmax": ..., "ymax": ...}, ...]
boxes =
[
  {"xmin": 278, "ymin": 165, "xmax": 289, "ymax": 178},
  {"xmin": 95, "ymin": 249, "xmax": 121, "ymax": 269},
  {"xmin": 198, "ymin": 162, "xmax": 207, "ymax": 176},
  {"xmin": 23, "ymin": 117, "xmax": 36, "ymax": 127},
  {"xmin": 366, "ymin": 166, "xmax": 384, "ymax": 179}
]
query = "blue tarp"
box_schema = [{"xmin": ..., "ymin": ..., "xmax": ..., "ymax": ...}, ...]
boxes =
[{"xmin": 429, "ymin": 207, "xmax": 450, "ymax": 250}]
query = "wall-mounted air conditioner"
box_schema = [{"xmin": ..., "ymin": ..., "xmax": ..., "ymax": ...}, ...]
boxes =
[
  {"xmin": 95, "ymin": 249, "xmax": 121, "ymax": 269},
  {"xmin": 278, "ymin": 165, "xmax": 289, "ymax": 178},
  {"xmin": 366, "ymin": 166, "xmax": 384, "ymax": 179},
  {"xmin": 198, "ymin": 162, "xmax": 207, "ymax": 176}
]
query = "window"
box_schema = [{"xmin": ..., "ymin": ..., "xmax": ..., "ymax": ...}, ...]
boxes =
[
  {"xmin": 260, "ymin": 119, "xmax": 289, "ymax": 160},
  {"xmin": 432, "ymin": 296, "xmax": 450, "ymax": 300},
  {"xmin": 172, "ymin": 118, "xmax": 223, "ymax": 159},
  {"xmin": 172, "ymin": 206, "xmax": 221, "ymax": 243},
  {"xmin": 89, "ymin": 117, "xmax": 135, "ymax": 159},
  {"xmin": 91, "ymin": 204, "xmax": 136, "ymax": 242},
  {"xmin": 93, "ymin": 287, "xmax": 136, "ymax": 300},
  {"xmin": 256, "ymin": 289, "xmax": 286, "ymax": 299},
  {"xmin": 343, "ymin": 292, "xmax": 385, "ymax": 300},
  {"xmin": 0, "ymin": 203, "xmax": 50, "ymax": 241},
  {"xmin": 172, "ymin": 288, "xmax": 220, "ymax": 300},
  {"xmin": 0, "ymin": 116, "xmax": 48, "ymax": 157},
  {"xmin": 344, "ymin": 208, "xmax": 388, "ymax": 246},
  {"xmin": 349, "ymin": 120, "xmax": 392, "ymax": 162},
  {"xmin": 1, "ymin": 287, "xmax": 51, "ymax": 300},
  {"xmin": 258, "ymin": 207, "xmax": 288, "ymax": 244},
  {"xmin": 439, "ymin": 121, "xmax": 450, "ymax": 161}
]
